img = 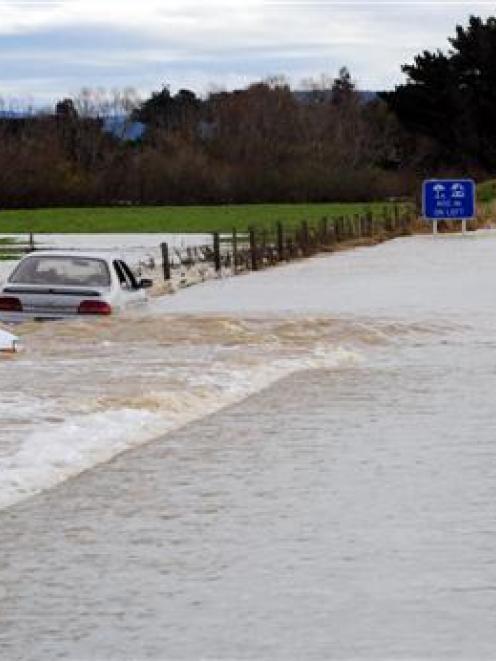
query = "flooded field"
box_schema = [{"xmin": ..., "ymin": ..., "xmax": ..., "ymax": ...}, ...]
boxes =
[
  {"xmin": 2, "ymin": 231, "xmax": 496, "ymax": 658},
  {"xmin": 0, "ymin": 233, "xmax": 211, "ymax": 269}
]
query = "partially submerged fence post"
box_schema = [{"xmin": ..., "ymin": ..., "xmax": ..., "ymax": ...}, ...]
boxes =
[
  {"xmin": 320, "ymin": 217, "xmax": 328, "ymax": 246},
  {"xmin": 249, "ymin": 227, "xmax": 258, "ymax": 271},
  {"xmin": 301, "ymin": 220, "xmax": 309, "ymax": 255},
  {"xmin": 161, "ymin": 242, "xmax": 171, "ymax": 281},
  {"xmin": 232, "ymin": 228, "xmax": 238, "ymax": 274},
  {"xmin": 261, "ymin": 228, "xmax": 267, "ymax": 265},
  {"xmin": 213, "ymin": 232, "xmax": 221, "ymax": 273},
  {"xmin": 354, "ymin": 214, "xmax": 360, "ymax": 238},
  {"xmin": 366, "ymin": 210, "xmax": 373, "ymax": 237},
  {"xmin": 329, "ymin": 219, "xmax": 336, "ymax": 246},
  {"xmin": 360, "ymin": 215, "xmax": 367, "ymax": 238},
  {"xmin": 286, "ymin": 235, "xmax": 294, "ymax": 259},
  {"xmin": 277, "ymin": 222, "xmax": 284, "ymax": 261}
]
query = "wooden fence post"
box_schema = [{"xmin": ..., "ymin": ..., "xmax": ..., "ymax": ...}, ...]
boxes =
[
  {"xmin": 277, "ymin": 222, "xmax": 284, "ymax": 261},
  {"xmin": 301, "ymin": 220, "xmax": 309, "ymax": 255},
  {"xmin": 261, "ymin": 228, "xmax": 267, "ymax": 265},
  {"xmin": 213, "ymin": 232, "xmax": 221, "ymax": 273},
  {"xmin": 232, "ymin": 228, "xmax": 238, "ymax": 274},
  {"xmin": 161, "ymin": 242, "xmax": 171, "ymax": 281},
  {"xmin": 360, "ymin": 215, "xmax": 367, "ymax": 237},
  {"xmin": 320, "ymin": 217, "xmax": 328, "ymax": 245},
  {"xmin": 354, "ymin": 214, "xmax": 360, "ymax": 238},
  {"xmin": 249, "ymin": 227, "xmax": 258, "ymax": 271},
  {"xmin": 328, "ymin": 219, "xmax": 336, "ymax": 245},
  {"xmin": 366, "ymin": 210, "xmax": 373, "ymax": 237}
]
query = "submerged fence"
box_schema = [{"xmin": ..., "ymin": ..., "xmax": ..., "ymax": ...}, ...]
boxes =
[
  {"xmin": 0, "ymin": 205, "xmax": 421, "ymax": 282},
  {"xmin": 159, "ymin": 205, "xmax": 417, "ymax": 281}
]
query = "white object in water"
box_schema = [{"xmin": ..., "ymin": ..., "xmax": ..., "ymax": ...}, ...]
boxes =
[{"xmin": 0, "ymin": 327, "xmax": 19, "ymax": 353}]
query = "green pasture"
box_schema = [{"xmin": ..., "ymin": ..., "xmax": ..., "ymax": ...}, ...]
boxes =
[
  {"xmin": 477, "ymin": 179, "xmax": 496, "ymax": 204},
  {"xmin": 0, "ymin": 202, "xmax": 402, "ymax": 234}
]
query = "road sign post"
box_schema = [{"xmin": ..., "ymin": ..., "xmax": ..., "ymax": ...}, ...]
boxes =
[{"xmin": 422, "ymin": 179, "xmax": 475, "ymax": 236}]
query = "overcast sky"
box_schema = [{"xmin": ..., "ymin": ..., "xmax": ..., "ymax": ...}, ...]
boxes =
[{"xmin": 0, "ymin": 0, "xmax": 494, "ymax": 104}]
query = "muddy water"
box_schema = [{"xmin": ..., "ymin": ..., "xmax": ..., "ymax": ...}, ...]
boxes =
[
  {"xmin": 1, "ymin": 312, "xmax": 383, "ymax": 508},
  {"xmin": 2, "ymin": 232, "xmax": 496, "ymax": 658}
]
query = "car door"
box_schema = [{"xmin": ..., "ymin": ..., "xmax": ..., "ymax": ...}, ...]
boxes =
[{"xmin": 113, "ymin": 260, "xmax": 146, "ymax": 308}]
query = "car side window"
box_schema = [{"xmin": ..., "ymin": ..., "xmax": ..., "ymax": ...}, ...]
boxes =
[
  {"xmin": 113, "ymin": 260, "xmax": 132, "ymax": 289},
  {"xmin": 118, "ymin": 261, "xmax": 139, "ymax": 289},
  {"xmin": 113, "ymin": 260, "xmax": 138, "ymax": 290}
]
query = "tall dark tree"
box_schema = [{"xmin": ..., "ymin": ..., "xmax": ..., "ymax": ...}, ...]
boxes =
[
  {"xmin": 132, "ymin": 85, "xmax": 201, "ymax": 131},
  {"xmin": 382, "ymin": 15, "xmax": 496, "ymax": 169},
  {"xmin": 55, "ymin": 98, "xmax": 78, "ymax": 120},
  {"xmin": 331, "ymin": 67, "xmax": 355, "ymax": 105}
]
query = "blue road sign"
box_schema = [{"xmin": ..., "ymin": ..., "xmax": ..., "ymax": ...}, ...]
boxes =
[{"xmin": 423, "ymin": 179, "xmax": 475, "ymax": 220}]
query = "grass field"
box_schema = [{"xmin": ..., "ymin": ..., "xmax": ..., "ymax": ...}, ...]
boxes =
[
  {"xmin": 0, "ymin": 202, "xmax": 401, "ymax": 234},
  {"xmin": 477, "ymin": 179, "xmax": 496, "ymax": 204}
]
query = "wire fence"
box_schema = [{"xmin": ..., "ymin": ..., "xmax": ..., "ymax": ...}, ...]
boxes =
[{"xmin": 159, "ymin": 205, "xmax": 417, "ymax": 281}]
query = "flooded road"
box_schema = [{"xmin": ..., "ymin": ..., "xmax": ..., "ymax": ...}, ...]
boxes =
[{"xmin": 2, "ymin": 231, "xmax": 496, "ymax": 658}]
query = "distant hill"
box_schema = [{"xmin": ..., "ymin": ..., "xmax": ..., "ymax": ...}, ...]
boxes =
[
  {"xmin": 0, "ymin": 110, "xmax": 146, "ymax": 141},
  {"xmin": 293, "ymin": 90, "xmax": 379, "ymax": 105},
  {"xmin": 0, "ymin": 110, "xmax": 33, "ymax": 119},
  {"xmin": 102, "ymin": 116, "xmax": 145, "ymax": 141}
]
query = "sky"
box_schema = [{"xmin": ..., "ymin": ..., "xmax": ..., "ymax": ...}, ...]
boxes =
[{"xmin": 0, "ymin": 0, "xmax": 495, "ymax": 105}]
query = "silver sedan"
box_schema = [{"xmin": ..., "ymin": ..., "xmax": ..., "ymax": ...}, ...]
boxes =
[{"xmin": 0, "ymin": 251, "xmax": 153, "ymax": 322}]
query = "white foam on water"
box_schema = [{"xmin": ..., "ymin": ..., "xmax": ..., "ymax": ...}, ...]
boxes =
[{"xmin": 0, "ymin": 345, "xmax": 361, "ymax": 510}]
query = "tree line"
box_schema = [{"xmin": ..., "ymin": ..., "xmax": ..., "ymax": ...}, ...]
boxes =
[{"xmin": 1, "ymin": 15, "xmax": 494, "ymax": 208}]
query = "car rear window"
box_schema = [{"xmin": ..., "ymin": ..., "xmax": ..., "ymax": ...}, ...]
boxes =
[{"xmin": 9, "ymin": 256, "xmax": 111, "ymax": 287}]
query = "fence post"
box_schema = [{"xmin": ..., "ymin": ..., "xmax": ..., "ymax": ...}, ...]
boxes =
[
  {"xmin": 353, "ymin": 214, "xmax": 360, "ymax": 238},
  {"xmin": 301, "ymin": 220, "xmax": 309, "ymax": 255},
  {"xmin": 365, "ymin": 210, "xmax": 373, "ymax": 237},
  {"xmin": 286, "ymin": 236, "xmax": 293, "ymax": 259},
  {"xmin": 410, "ymin": 207, "xmax": 416, "ymax": 232},
  {"xmin": 249, "ymin": 227, "xmax": 258, "ymax": 271},
  {"xmin": 319, "ymin": 217, "xmax": 328, "ymax": 246},
  {"xmin": 277, "ymin": 222, "xmax": 284, "ymax": 261},
  {"xmin": 213, "ymin": 232, "xmax": 221, "ymax": 273},
  {"xmin": 394, "ymin": 204, "xmax": 400, "ymax": 227},
  {"xmin": 232, "ymin": 228, "xmax": 238, "ymax": 274},
  {"xmin": 29, "ymin": 232, "xmax": 34, "ymax": 252},
  {"xmin": 161, "ymin": 242, "xmax": 171, "ymax": 281},
  {"xmin": 261, "ymin": 228, "xmax": 267, "ymax": 265},
  {"xmin": 360, "ymin": 215, "xmax": 367, "ymax": 238},
  {"xmin": 328, "ymin": 219, "xmax": 336, "ymax": 246}
]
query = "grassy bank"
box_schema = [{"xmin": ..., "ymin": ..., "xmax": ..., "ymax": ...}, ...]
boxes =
[
  {"xmin": 475, "ymin": 180, "xmax": 496, "ymax": 225},
  {"xmin": 0, "ymin": 202, "xmax": 403, "ymax": 234}
]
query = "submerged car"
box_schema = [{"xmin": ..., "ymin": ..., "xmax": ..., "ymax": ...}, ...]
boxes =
[{"xmin": 0, "ymin": 251, "xmax": 153, "ymax": 321}]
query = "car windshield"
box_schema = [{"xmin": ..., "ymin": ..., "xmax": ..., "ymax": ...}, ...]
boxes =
[{"xmin": 9, "ymin": 256, "xmax": 111, "ymax": 287}]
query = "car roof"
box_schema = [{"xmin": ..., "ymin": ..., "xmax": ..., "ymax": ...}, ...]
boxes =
[{"xmin": 19, "ymin": 251, "xmax": 124, "ymax": 262}]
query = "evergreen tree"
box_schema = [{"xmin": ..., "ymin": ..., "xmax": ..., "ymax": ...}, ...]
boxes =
[{"xmin": 382, "ymin": 15, "xmax": 496, "ymax": 169}]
